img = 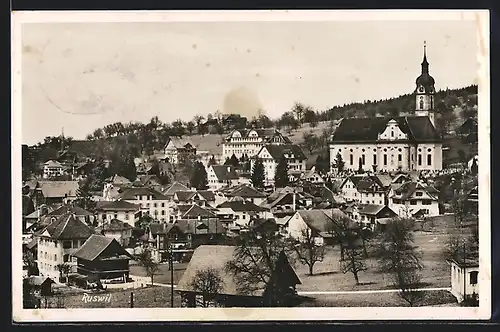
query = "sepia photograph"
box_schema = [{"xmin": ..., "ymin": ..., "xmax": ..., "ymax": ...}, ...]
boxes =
[{"xmin": 12, "ymin": 10, "xmax": 491, "ymax": 322}]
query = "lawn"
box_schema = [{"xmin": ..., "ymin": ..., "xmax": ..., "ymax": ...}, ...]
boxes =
[
  {"xmin": 129, "ymin": 262, "xmax": 188, "ymax": 285},
  {"xmin": 296, "ymin": 290, "xmax": 458, "ymax": 307},
  {"xmin": 295, "ymin": 215, "xmax": 471, "ymax": 292},
  {"xmin": 45, "ymin": 286, "xmax": 182, "ymax": 308}
]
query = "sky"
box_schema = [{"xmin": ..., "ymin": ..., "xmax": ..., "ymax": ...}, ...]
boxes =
[{"xmin": 20, "ymin": 18, "xmax": 479, "ymax": 145}]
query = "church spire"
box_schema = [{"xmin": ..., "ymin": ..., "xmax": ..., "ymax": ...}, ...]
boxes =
[{"xmin": 421, "ymin": 41, "xmax": 429, "ymax": 74}]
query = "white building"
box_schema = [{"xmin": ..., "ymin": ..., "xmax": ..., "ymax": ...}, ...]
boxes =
[
  {"xmin": 224, "ymin": 184, "xmax": 268, "ymax": 206},
  {"xmin": 216, "ymin": 199, "xmax": 271, "ymax": 227},
  {"xmin": 448, "ymin": 258, "xmax": 479, "ymax": 303},
  {"xmin": 388, "ymin": 180, "xmax": 440, "ymax": 218},
  {"xmin": 36, "ymin": 214, "xmax": 94, "ymax": 280},
  {"xmin": 95, "ymin": 200, "xmax": 142, "ymax": 227},
  {"xmin": 119, "ymin": 187, "xmax": 172, "ymax": 223},
  {"xmin": 287, "ymin": 209, "xmax": 346, "ymax": 246},
  {"xmin": 164, "ymin": 137, "xmax": 197, "ymax": 164},
  {"xmin": 340, "ymin": 175, "xmax": 387, "ymax": 205},
  {"xmin": 222, "ymin": 128, "xmax": 291, "ymax": 159},
  {"xmin": 329, "ymin": 44, "xmax": 443, "ymax": 173},
  {"xmin": 207, "ymin": 165, "xmax": 240, "ymax": 190},
  {"xmin": 43, "ymin": 160, "xmax": 65, "ymax": 179},
  {"xmin": 251, "ymin": 144, "xmax": 307, "ymax": 186}
]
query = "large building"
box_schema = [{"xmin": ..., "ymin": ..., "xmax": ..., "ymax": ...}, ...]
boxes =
[
  {"xmin": 329, "ymin": 43, "xmax": 443, "ymax": 173},
  {"xmin": 222, "ymin": 129, "xmax": 291, "ymax": 160}
]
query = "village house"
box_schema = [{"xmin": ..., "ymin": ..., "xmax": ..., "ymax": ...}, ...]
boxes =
[
  {"xmin": 262, "ymin": 187, "xmax": 314, "ymax": 217},
  {"xmin": 72, "ymin": 234, "xmax": 134, "ymax": 284},
  {"xmin": 43, "ymin": 204, "xmax": 96, "ymax": 226},
  {"xmin": 35, "ymin": 213, "xmax": 95, "ymax": 280},
  {"xmin": 172, "ymin": 219, "xmax": 227, "ymax": 249},
  {"xmin": 216, "ymin": 198, "xmax": 271, "ymax": 227},
  {"xmin": 96, "ymin": 219, "xmax": 134, "ymax": 247},
  {"xmin": 164, "ymin": 137, "xmax": 197, "ymax": 164},
  {"xmin": 252, "ymin": 144, "xmax": 307, "ymax": 185},
  {"xmin": 287, "ymin": 209, "xmax": 346, "ymax": 245},
  {"xmin": 176, "ymin": 245, "xmax": 301, "ymax": 307},
  {"xmin": 222, "ymin": 128, "xmax": 291, "ymax": 159},
  {"xmin": 119, "ymin": 187, "xmax": 171, "ymax": 222},
  {"xmin": 134, "ymin": 174, "xmax": 162, "ymax": 188},
  {"xmin": 448, "ymin": 257, "xmax": 479, "ymax": 303},
  {"xmin": 43, "ymin": 160, "xmax": 65, "ymax": 179},
  {"xmin": 388, "ymin": 180, "xmax": 440, "ymax": 218},
  {"xmin": 225, "ymin": 184, "xmax": 268, "ymax": 206},
  {"xmin": 105, "ymin": 174, "xmax": 133, "ymax": 188},
  {"xmin": 330, "ymin": 45, "xmax": 443, "ymax": 173},
  {"xmin": 302, "ymin": 166, "xmax": 325, "ymax": 184},
  {"xmin": 340, "ymin": 174, "xmax": 389, "ymax": 205},
  {"xmin": 33, "ymin": 181, "xmax": 79, "ymax": 206},
  {"xmin": 173, "ymin": 190, "xmax": 215, "ymax": 208},
  {"xmin": 357, "ymin": 204, "xmax": 398, "ymax": 231},
  {"xmin": 162, "ymin": 181, "xmax": 191, "ymax": 200},
  {"xmin": 207, "ymin": 165, "xmax": 240, "ymax": 190},
  {"xmin": 95, "ymin": 200, "xmax": 142, "ymax": 227}
]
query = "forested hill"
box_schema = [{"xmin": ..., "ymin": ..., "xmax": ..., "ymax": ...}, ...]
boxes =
[{"xmin": 26, "ymin": 84, "xmax": 478, "ymax": 165}]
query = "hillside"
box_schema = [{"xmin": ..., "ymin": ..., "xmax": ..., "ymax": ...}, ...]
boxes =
[{"xmin": 27, "ymin": 85, "xmax": 478, "ymax": 170}]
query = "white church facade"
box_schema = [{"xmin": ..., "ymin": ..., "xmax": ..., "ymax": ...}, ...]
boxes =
[{"xmin": 329, "ymin": 43, "xmax": 443, "ymax": 173}]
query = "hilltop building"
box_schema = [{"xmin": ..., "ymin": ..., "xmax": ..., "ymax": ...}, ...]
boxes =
[
  {"xmin": 222, "ymin": 129, "xmax": 291, "ymax": 160},
  {"xmin": 329, "ymin": 43, "xmax": 443, "ymax": 172}
]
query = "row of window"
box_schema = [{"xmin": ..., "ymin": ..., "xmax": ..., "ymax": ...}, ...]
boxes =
[
  {"xmin": 40, "ymin": 251, "xmax": 57, "ymax": 261},
  {"xmin": 348, "ymin": 154, "xmax": 433, "ymax": 166},
  {"xmin": 392, "ymin": 199, "xmax": 433, "ymax": 205}
]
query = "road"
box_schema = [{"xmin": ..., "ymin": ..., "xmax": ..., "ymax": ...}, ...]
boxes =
[{"xmin": 297, "ymin": 287, "xmax": 450, "ymax": 295}]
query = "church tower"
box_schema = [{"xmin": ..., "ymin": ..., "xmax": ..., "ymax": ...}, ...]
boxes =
[{"xmin": 414, "ymin": 41, "xmax": 436, "ymax": 126}]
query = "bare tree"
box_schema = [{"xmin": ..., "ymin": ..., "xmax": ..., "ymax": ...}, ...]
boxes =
[
  {"xmin": 188, "ymin": 267, "xmax": 225, "ymax": 307},
  {"xmin": 374, "ymin": 218, "xmax": 425, "ymax": 307},
  {"xmin": 225, "ymin": 225, "xmax": 296, "ymax": 306},
  {"xmin": 136, "ymin": 248, "xmax": 161, "ymax": 287},
  {"xmin": 340, "ymin": 245, "xmax": 367, "ymax": 285},
  {"xmin": 292, "ymin": 228, "xmax": 326, "ymax": 276},
  {"xmin": 56, "ymin": 263, "xmax": 71, "ymax": 284}
]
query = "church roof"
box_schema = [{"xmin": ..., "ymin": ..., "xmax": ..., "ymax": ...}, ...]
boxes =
[{"xmin": 331, "ymin": 116, "xmax": 441, "ymax": 143}]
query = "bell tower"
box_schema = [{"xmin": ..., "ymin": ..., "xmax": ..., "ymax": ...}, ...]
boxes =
[{"xmin": 414, "ymin": 41, "xmax": 436, "ymax": 126}]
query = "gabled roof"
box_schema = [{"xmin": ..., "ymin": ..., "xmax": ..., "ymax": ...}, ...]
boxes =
[
  {"xmin": 37, "ymin": 181, "xmax": 79, "ymax": 198},
  {"xmin": 135, "ymin": 175, "xmax": 161, "ymax": 186},
  {"xmin": 163, "ymin": 181, "xmax": 190, "ymax": 196},
  {"xmin": 210, "ymin": 165, "xmax": 239, "ymax": 181},
  {"xmin": 217, "ymin": 200, "xmax": 269, "ymax": 212},
  {"xmin": 37, "ymin": 213, "xmax": 94, "ymax": 240},
  {"xmin": 358, "ymin": 204, "xmax": 387, "ymax": 216},
  {"xmin": 100, "ymin": 219, "xmax": 134, "ymax": 231},
  {"xmin": 148, "ymin": 223, "xmax": 168, "ymax": 235},
  {"xmin": 226, "ymin": 128, "xmax": 278, "ymax": 140},
  {"xmin": 174, "ymin": 191, "xmax": 197, "ymax": 202},
  {"xmin": 106, "ymin": 174, "xmax": 132, "ymax": 185},
  {"xmin": 197, "ymin": 190, "xmax": 216, "ymax": 201},
  {"xmin": 44, "ymin": 160, "xmax": 63, "ymax": 168},
  {"xmin": 181, "ymin": 204, "xmax": 216, "ymax": 218},
  {"xmin": 165, "ymin": 137, "xmax": 196, "ymax": 149},
  {"xmin": 260, "ymin": 144, "xmax": 307, "ymax": 161},
  {"xmin": 391, "ymin": 181, "xmax": 439, "ymax": 200},
  {"xmin": 95, "ymin": 200, "xmax": 141, "ymax": 211},
  {"xmin": 340, "ymin": 175, "xmax": 365, "ymax": 189},
  {"xmin": 118, "ymin": 187, "xmax": 168, "ymax": 200},
  {"xmin": 332, "ymin": 116, "xmax": 442, "ymax": 143},
  {"xmin": 47, "ymin": 204, "xmax": 93, "ymax": 217},
  {"xmin": 73, "ymin": 234, "xmax": 133, "ymax": 261},
  {"xmin": 295, "ymin": 209, "xmax": 346, "ymax": 234},
  {"xmin": 227, "ymin": 185, "xmax": 267, "ymax": 198}
]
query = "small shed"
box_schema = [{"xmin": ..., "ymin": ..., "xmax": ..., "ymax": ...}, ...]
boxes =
[
  {"xmin": 447, "ymin": 257, "xmax": 479, "ymax": 303},
  {"xmin": 24, "ymin": 276, "xmax": 55, "ymax": 297}
]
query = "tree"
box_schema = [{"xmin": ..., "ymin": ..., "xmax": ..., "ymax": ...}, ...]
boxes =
[
  {"xmin": 302, "ymin": 132, "xmax": 318, "ymax": 154},
  {"xmin": 225, "ymin": 154, "xmax": 240, "ymax": 167},
  {"xmin": 274, "ymin": 155, "xmax": 289, "ymax": 188},
  {"xmin": 251, "ymin": 158, "xmax": 265, "ymax": 188},
  {"xmin": 56, "ymin": 263, "xmax": 71, "ymax": 284},
  {"xmin": 193, "ymin": 115, "xmax": 205, "ymax": 133},
  {"xmin": 23, "ymin": 279, "xmax": 39, "ymax": 309},
  {"xmin": 120, "ymin": 154, "xmax": 137, "ymax": 182},
  {"xmin": 291, "ymin": 102, "xmax": 306, "ymax": 125},
  {"xmin": 340, "ymin": 244, "xmax": 367, "ymax": 285},
  {"xmin": 135, "ymin": 214, "xmax": 154, "ymax": 229},
  {"xmin": 190, "ymin": 161, "xmax": 208, "ymax": 190},
  {"xmin": 470, "ymin": 158, "xmax": 478, "ymax": 175},
  {"xmin": 171, "ymin": 119, "xmax": 186, "ymax": 137},
  {"xmin": 23, "ymin": 252, "xmax": 39, "ymax": 276},
  {"xmin": 292, "ymin": 228, "xmax": 326, "ymax": 276},
  {"xmin": 188, "ymin": 267, "xmax": 225, "ymax": 307},
  {"xmin": 334, "ymin": 152, "xmax": 345, "ymax": 173},
  {"xmin": 374, "ymin": 218, "xmax": 425, "ymax": 307},
  {"xmin": 74, "ymin": 178, "xmax": 96, "ymax": 212},
  {"xmin": 186, "ymin": 121, "xmax": 196, "ymax": 135},
  {"xmin": 225, "ymin": 225, "xmax": 297, "ymax": 307},
  {"xmin": 136, "ymin": 248, "xmax": 161, "ymax": 288},
  {"xmin": 208, "ymin": 155, "xmax": 217, "ymax": 166}
]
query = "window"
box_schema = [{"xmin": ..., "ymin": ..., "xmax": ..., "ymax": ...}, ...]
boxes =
[
  {"xmin": 102, "ymin": 214, "xmax": 106, "ymax": 221},
  {"xmin": 161, "ymin": 210, "xmax": 166, "ymax": 215},
  {"xmin": 54, "ymin": 254, "xmax": 57, "ymax": 261},
  {"xmin": 63, "ymin": 254, "xmax": 69, "ymax": 262},
  {"xmin": 416, "ymin": 192, "xmax": 423, "ymax": 197},
  {"xmin": 383, "ymin": 154, "xmax": 387, "ymax": 166},
  {"xmin": 350, "ymin": 154, "xmax": 353, "ymax": 165},
  {"xmin": 63, "ymin": 241, "xmax": 72, "ymax": 249},
  {"xmin": 419, "ymin": 99, "xmax": 424, "ymax": 109},
  {"xmin": 398, "ymin": 154, "xmax": 402, "ymax": 162},
  {"xmin": 410, "ymin": 200, "xmax": 417, "ymax": 205},
  {"xmin": 427, "ymin": 154, "xmax": 432, "ymax": 166},
  {"xmin": 422, "ymin": 199, "xmax": 432, "ymax": 205},
  {"xmin": 391, "ymin": 131, "xmax": 394, "ymax": 137},
  {"xmin": 373, "ymin": 155, "xmax": 377, "ymax": 165},
  {"xmin": 154, "ymin": 203, "xmax": 158, "ymax": 208},
  {"xmin": 161, "ymin": 203, "xmax": 165, "ymax": 208},
  {"xmin": 362, "ymin": 155, "xmax": 365, "ymax": 165},
  {"xmin": 242, "ymin": 215, "xmax": 246, "ymax": 219},
  {"xmin": 470, "ymin": 271, "xmax": 478, "ymax": 285},
  {"xmin": 418, "ymin": 155, "xmax": 422, "ymax": 166},
  {"xmin": 114, "ymin": 214, "xmax": 118, "ymax": 219},
  {"xmin": 125, "ymin": 213, "xmax": 129, "ymax": 220}
]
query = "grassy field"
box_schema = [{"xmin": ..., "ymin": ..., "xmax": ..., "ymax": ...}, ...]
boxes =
[
  {"xmin": 45, "ymin": 286, "xmax": 182, "ymax": 308},
  {"xmin": 129, "ymin": 262, "xmax": 188, "ymax": 285},
  {"xmin": 296, "ymin": 290, "xmax": 458, "ymax": 307}
]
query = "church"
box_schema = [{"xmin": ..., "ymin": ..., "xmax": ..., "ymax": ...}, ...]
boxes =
[{"xmin": 329, "ymin": 43, "xmax": 443, "ymax": 173}]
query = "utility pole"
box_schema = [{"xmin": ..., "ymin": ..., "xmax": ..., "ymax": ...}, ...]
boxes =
[
  {"xmin": 169, "ymin": 243, "xmax": 174, "ymax": 308},
  {"xmin": 463, "ymin": 237, "xmax": 467, "ymax": 302}
]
